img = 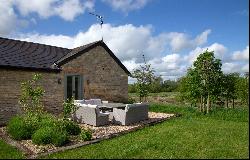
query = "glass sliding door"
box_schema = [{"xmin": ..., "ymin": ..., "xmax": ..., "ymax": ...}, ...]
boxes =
[{"xmin": 65, "ymin": 75, "xmax": 83, "ymax": 100}]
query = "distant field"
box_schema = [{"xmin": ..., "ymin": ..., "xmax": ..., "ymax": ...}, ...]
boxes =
[{"xmin": 129, "ymin": 92, "xmax": 180, "ymax": 104}]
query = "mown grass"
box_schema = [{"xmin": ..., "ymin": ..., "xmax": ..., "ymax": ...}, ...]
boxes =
[
  {"xmin": 0, "ymin": 139, "xmax": 24, "ymax": 159},
  {"xmin": 40, "ymin": 104, "xmax": 249, "ymax": 159}
]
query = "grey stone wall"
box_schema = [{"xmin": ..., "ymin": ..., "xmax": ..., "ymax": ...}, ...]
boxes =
[
  {"xmin": 61, "ymin": 46, "xmax": 128, "ymax": 103},
  {"xmin": 0, "ymin": 69, "xmax": 63, "ymax": 126}
]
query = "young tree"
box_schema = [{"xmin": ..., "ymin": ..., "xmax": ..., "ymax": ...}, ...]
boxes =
[
  {"xmin": 236, "ymin": 74, "xmax": 249, "ymax": 106},
  {"xmin": 132, "ymin": 55, "xmax": 156, "ymax": 102},
  {"xmin": 193, "ymin": 50, "xmax": 223, "ymax": 113},
  {"xmin": 221, "ymin": 73, "xmax": 239, "ymax": 108},
  {"xmin": 178, "ymin": 50, "xmax": 223, "ymax": 114},
  {"xmin": 19, "ymin": 74, "xmax": 45, "ymax": 114}
]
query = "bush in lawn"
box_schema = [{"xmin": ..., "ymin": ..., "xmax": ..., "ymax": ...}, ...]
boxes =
[
  {"xmin": 7, "ymin": 115, "xmax": 39, "ymax": 140},
  {"xmin": 80, "ymin": 129, "xmax": 92, "ymax": 141},
  {"xmin": 62, "ymin": 120, "xmax": 81, "ymax": 135},
  {"xmin": 32, "ymin": 126, "xmax": 69, "ymax": 146}
]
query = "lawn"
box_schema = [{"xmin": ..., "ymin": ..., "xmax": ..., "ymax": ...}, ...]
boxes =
[
  {"xmin": 42, "ymin": 104, "xmax": 249, "ymax": 159},
  {"xmin": 0, "ymin": 139, "xmax": 24, "ymax": 159},
  {"xmin": 0, "ymin": 104, "xmax": 248, "ymax": 159}
]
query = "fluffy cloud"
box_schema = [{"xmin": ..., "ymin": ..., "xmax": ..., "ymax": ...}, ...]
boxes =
[
  {"xmin": 232, "ymin": 45, "xmax": 249, "ymax": 61},
  {"xmin": 102, "ymin": 0, "xmax": 150, "ymax": 14},
  {"xmin": 184, "ymin": 42, "xmax": 227, "ymax": 65},
  {"xmin": 17, "ymin": 23, "xmax": 164, "ymax": 62},
  {"xmin": 0, "ymin": 0, "xmax": 94, "ymax": 36},
  {"xmin": 165, "ymin": 29, "xmax": 211, "ymax": 52},
  {"xmin": 0, "ymin": 1, "xmax": 18, "ymax": 35},
  {"xmin": 14, "ymin": 0, "xmax": 94, "ymax": 21}
]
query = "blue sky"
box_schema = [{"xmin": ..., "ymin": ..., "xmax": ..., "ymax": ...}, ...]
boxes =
[{"xmin": 0, "ymin": 0, "xmax": 249, "ymax": 83}]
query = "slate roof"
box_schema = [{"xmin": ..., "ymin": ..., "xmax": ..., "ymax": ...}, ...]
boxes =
[{"xmin": 0, "ymin": 37, "xmax": 130, "ymax": 75}]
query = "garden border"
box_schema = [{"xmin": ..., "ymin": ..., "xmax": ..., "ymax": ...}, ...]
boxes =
[{"xmin": 0, "ymin": 113, "xmax": 177, "ymax": 159}]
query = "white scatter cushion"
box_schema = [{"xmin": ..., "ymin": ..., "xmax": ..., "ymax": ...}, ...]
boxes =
[
  {"xmin": 87, "ymin": 104, "xmax": 97, "ymax": 108},
  {"xmin": 102, "ymin": 100, "xmax": 108, "ymax": 104},
  {"xmin": 79, "ymin": 104, "xmax": 88, "ymax": 107}
]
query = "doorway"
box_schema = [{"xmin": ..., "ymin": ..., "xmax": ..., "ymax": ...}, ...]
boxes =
[{"xmin": 65, "ymin": 75, "xmax": 83, "ymax": 100}]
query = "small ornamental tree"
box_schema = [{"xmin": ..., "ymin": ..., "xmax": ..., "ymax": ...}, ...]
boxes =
[
  {"xmin": 132, "ymin": 55, "xmax": 156, "ymax": 102},
  {"xmin": 19, "ymin": 74, "xmax": 45, "ymax": 114},
  {"xmin": 63, "ymin": 98, "xmax": 79, "ymax": 119}
]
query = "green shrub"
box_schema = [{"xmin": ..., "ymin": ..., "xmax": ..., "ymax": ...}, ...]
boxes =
[
  {"xmin": 38, "ymin": 114, "xmax": 58, "ymax": 128},
  {"xmin": 32, "ymin": 127, "xmax": 54, "ymax": 145},
  {"xmin": 7, "ymin": 115, "xmax": 35, "ymax": 140},
  {"xmin": 32, "ymin": 126, "xmax": 69, "ymax": 146},
  {"xmin": 51, "ymin": 130, "xmax": 69, "ymax": 147},
  {"xmin": 62, "ymin": 120, "xmax": 81, "ymax": 135},
  {"xmin": 80, "ymin": 129, "xmax": 92, "ymax": 141}
]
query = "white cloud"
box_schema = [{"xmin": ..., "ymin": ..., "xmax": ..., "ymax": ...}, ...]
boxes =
[
  {"xmin": 166, "ymin": 29, "xmax": 211, "ymax": 52},
  {"xmin": 102, "ymin": 0, "xmax": 149, "ymax": 14},
  {"xmin": 14, "ymin": 0, "xmax": 94, "ymax": 21},
  {"xmin": 184, "ymin": 42, "xmax": 227, "ymax": 65},
  {"xmin": 0, "ymin": 1, "xmax": 18, "ymax": 36},
  {"xmin": 242, "ymin": 63, "xmax": 249, "ymax": 72},
  {"xmin": 0, "ymin": 0, "xmax": 94, "ymax": 36},
  {"xmin": 232, "ymin": 45, "xmax": 249, "ymax": 61},
  {"xmin": 17, "ymin": 23, "xmax": 163, "ymax": 62},
  {"xmin": 222, "ymin": 62, "xmax": 241, "ymax": 73}
]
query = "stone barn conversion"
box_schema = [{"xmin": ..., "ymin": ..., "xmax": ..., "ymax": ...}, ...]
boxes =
[{"xmin": 0, "ymin": 37, "xmax": 130, "ymax": 125}]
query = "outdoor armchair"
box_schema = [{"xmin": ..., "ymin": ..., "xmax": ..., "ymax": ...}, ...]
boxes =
[
  {"xmin": 72, "ymin": 104, "xmax": 110, "ymax": 126},
  {"xmin": 113, "ymin": 103, "xmax": 149, "ymax": 125}
]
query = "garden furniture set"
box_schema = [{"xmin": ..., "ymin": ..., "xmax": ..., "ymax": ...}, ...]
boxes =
[{"xmin": 72, "ymin": 99, "xmax": 149, "ymax": 126}]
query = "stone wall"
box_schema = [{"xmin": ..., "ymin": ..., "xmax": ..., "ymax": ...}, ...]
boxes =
[
  {"xmin": 0, "ymin": 69, "xmax": 63, "ymax": 126},
  {"xmin": 0, "ymin": 45, "xmax": 128, "ymax": 125},
  {"xmin": 61, "ymin": 45, "xmax": 128, "ymax": 103}
]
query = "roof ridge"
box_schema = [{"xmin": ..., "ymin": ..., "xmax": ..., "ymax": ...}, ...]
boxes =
[
  {"xmin": 72, "ymin": 40, "xmax": 103, "ymax": 50},
  {"xmin": 0, "ymin": 36, "xmax": 71, "ymax": 50}
]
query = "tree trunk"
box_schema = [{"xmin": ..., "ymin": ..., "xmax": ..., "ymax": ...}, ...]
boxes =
[
  {"xmin": 199, "ymin": 96, "xmax": 202, "ymax": 112},
  {"xmin": 207, "ymin": 94, "xmax": 210, "ymax": 114},
  {"xmin": 202, "ymin": 97, "xmax": 205, "ymax": 113},
  {"xmin": 226, "ymin": 98, "xmax": 228, "ymax": 108},
  {"xmin": 232, "ymin": 98, "xmax": 234, "ymax": 108}
]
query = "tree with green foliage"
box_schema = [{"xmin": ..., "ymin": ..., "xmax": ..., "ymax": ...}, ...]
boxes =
[
  {"xmin": 236, "ymin": 73, "xmax": 249, "ymax": 106},
  {"xmin": 178, "ymin": 68, "xmax": 204, "ymax": 110},
  {"xmin": 19, "ymin": 74, "xmax": 45, "ymax": 114},
  {"xmin": 132, "ymin": 55, "xmax": 156, "ymax": 102},
  {"xmin": 220, "ymin": 73, "xmax": 239, "ymax": 108},
  {"xmin": 149, "ymin": 76, "xmax": 163, "ymax": 93},
  {"xmin": 179, "ymin": 50, "xmax": 223, "ymax": 114},
  {"xmin": 128, "ymin": 84, "xmax": 137, "ymax": 93},
  {"xmin": 193, "ymin": 50, "xmax": 223, "ymax": 113}
]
